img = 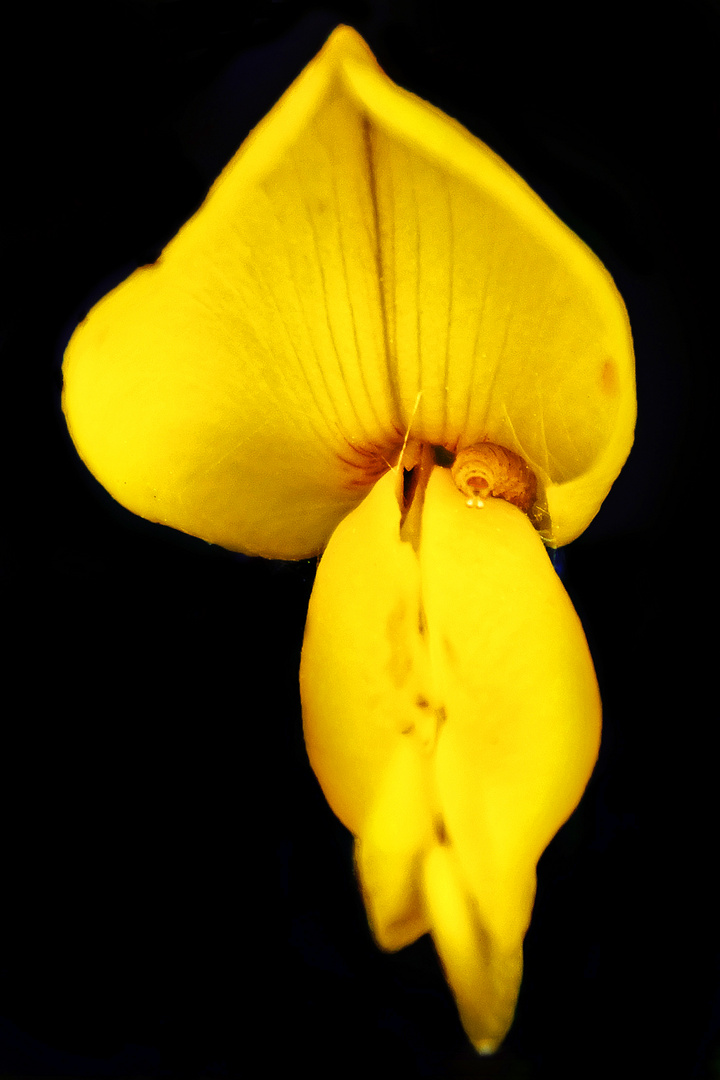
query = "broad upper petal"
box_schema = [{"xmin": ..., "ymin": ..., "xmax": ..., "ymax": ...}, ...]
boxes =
[{"xmin": 63, "ymin": 26, "xmax": 634, "ymax": 555}]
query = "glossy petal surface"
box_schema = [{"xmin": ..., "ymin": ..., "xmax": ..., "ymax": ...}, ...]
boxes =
[
  {"xmin": 61, "ymin": 24, "xmax": 634, "ymax": 1053},
  {"xmin": 300, "ymin": 463, "xmax": 601, "ymax": 1050},
  {"xmin": 63, "ymin": 26, "xmax": 634, "ymax": 556}
]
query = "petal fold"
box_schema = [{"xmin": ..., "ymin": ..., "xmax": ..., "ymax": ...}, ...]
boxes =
[
  {"xmin": 422, "ymin": 842, "xmax": 523, "ymax": 1054},
  {"xmin": 63, "ymin": 25, "xmax": 634, "ymax": 556},
  {"xmin": 300, "ymin": 461, "xmax": 601, "ymax": 1049}
]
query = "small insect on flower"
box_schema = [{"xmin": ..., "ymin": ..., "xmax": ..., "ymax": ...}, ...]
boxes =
[{"xmin": 451, "ymin": 443, "xmax": 537, "ymax": 511}]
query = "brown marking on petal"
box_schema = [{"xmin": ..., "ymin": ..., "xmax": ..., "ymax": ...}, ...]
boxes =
[
  {"xmin": 434, "ymin": 817, "xmax": 449, "ymax": 845},
  {"xmin": 336, "ymin": 432, "xmax": 405, "ymax": 491},
  {"xmin": 442, "ymin": 636, "xmax": 457, "ymax": 668},
  {"xmin": 601, "ymin": 357, "xmax": 620, "ymax": 396},
  {"xmin": 386, "ymin": 598, "xmax": 413, "ymax": 689}
]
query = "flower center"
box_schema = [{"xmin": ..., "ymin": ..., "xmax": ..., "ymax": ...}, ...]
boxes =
[{"xmin": 451, "ymin": 443, "xmax": 537, "ymax": 513}]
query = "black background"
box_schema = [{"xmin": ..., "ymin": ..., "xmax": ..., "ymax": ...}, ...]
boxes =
[{"xmin": 3, "ymin": 1, "xmax": 718, "ymax": 1077}]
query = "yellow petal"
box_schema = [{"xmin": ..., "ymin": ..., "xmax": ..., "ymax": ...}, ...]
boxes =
[
  {"xmin": 341, "ymin": 42, "xmax": 635, "ymax": 544},
  {"xmin": 300, "ymin": 462, "xmax": 427, "ymax": 837},
  {"xmin": 63, "ymin": 29, "xmax": 399, "ymax": 558},
  {"xmin": 300, "ymin": 459, "xmax": 600, "ymax": 1050},
  {"xmin": 421, "ymin": 467, "xmax": 600, "ymax": 950},
  {"xmin": 353, "ymin": 737, "xmax": 433, "ymax": 951},
  {"xmin": 422, "ymin": 842, "xmax": 523, "ymax": 1054},
  {"xmin": 63, "ymin": 26, "xmax": 634, "ymax": 556}
]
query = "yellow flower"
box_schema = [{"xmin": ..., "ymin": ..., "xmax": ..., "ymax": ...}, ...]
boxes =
[{"xmin": 62, "ymin": 26, "xmax": 635, "ymax": 1053}]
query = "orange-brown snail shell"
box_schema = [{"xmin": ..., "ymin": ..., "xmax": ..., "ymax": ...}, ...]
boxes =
[{"xmin": 451, "ymin": 443, "xmax": 537, "ymax": 514}]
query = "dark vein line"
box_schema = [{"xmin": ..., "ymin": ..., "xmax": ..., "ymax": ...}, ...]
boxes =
[
  {"xmin": 330, "ymin": 118, "xmax": 384, "ymax": 435},
  {"xmin": 362, "ymin": 115, "xmax": 402, "ymax": 429},
  {"xmin": 444, "ymin": 176, "xmax": 454, "ymax": 446}
]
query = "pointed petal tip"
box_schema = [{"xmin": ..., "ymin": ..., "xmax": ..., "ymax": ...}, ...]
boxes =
[
  {"xmin": 475, "ymin": 1038, "xmax": 499, "ymax": 1056},
  {"xmin": 320, "ymin": 24, "xmax": 377, "ymax": 67}
]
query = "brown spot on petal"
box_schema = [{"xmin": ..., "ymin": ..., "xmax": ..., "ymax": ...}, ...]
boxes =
[
  {"xmin": 601, "ymin": 357, "xmax": 619, "ymax": 396},
  {"xmin": 386, "ymin": 598, "xmax": 413, "ymax": 689}
]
